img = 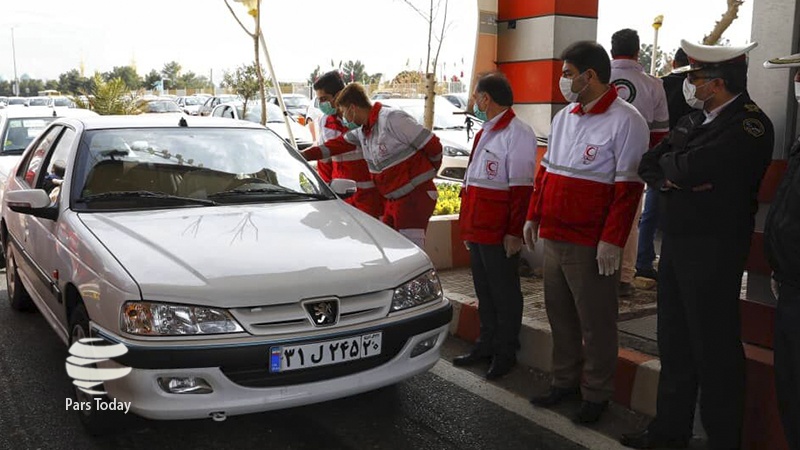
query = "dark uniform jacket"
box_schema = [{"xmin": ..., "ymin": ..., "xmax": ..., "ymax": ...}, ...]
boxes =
[
  {"xmin": 661, "ymin": 72, "xmax": 694, "ymax": 129},
  {"xmin": 638, "ymin": 92, "xmax": 774, "ymax": 236},
  {"xmin": 765, "ymin": 136, "xmax": 800, "ymax": 287}
]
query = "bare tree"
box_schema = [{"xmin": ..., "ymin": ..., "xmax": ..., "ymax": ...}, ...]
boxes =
[
  {"xmin": 401, "ymin": 0, "xmax": 452, "ymax": 130},
  {"xmin": 703, "ymin": 0, "xmax": 745, "ymax": 45},
  {"xmin": 224, "ymin": 0, "xmax": 267, "ymax": 126}
]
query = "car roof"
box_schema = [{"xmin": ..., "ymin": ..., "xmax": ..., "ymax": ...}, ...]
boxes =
[
  {"xmin": 56, "ymin": 114, "xmax": 266, "ymax": 130},
  {"xmin": 2, "ymin": 106, "xmax": 61, "ymax": 119}
]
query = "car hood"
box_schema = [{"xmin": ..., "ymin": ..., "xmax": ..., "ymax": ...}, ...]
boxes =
[
  {"xmin": 78, "ymin": 201, "xmax": 430, "ymax": 307},
  {"xmin": 435, "ymin": 128, "xmax": 477, "ymax": 152}
]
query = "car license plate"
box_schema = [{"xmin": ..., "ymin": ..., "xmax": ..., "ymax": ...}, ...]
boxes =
[{"xmin": 269, "ymin": 332, "xmax": 382, "ymax": 373}]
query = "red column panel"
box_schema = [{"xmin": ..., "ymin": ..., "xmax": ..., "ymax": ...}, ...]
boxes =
[
  {"xmin": 498, "ymin": 60, "xmax": 563, "ymax": 104},
  {"xmin": 498, "ymin": 0, "xmax": 599, "ymax": 21}
]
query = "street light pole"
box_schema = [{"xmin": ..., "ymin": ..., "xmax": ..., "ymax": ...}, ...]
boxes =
[
  {"xmin": 651, "ymin": 15, "xmax": 664, "ymax": 76},
  {"xmin": 11, "ymin": 27, "xmax": 19, "ymax": 96}
]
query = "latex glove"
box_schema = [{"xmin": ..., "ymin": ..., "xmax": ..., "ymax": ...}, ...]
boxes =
[
  {"xmin": 464, "ymin": 241, "xmax": 470, "ymax": 251},
  {"xmin": 771, "ymin": 276, "xmax": 781, "ymax": 300},
  {"xmin": 596, "ymin": 241, "xmax": 622, "ymax": 276},
  {"xmin": 523, "ymin": 220, "xmax": 539, "ymax": 252},
  {"xmin": 503, "ymin": 235, "xmax": 522, "ymax": 258}
]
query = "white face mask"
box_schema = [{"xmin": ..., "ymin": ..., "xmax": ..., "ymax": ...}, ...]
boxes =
[
  {"xmin": 559, "ymin": 74, "xmax": 587, "ymax": 103},
  {"xmin": 683, "ymin": 77, "xmax": 714, "ymax": 110},
  {"xmin": 795, "ymin": 81, "xmax": 800, "ymax": 103}
]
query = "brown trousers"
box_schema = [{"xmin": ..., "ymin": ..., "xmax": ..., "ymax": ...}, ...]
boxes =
[{"xmin": 543, "ymin": 239, "xmax": 620, "ymax": 403}]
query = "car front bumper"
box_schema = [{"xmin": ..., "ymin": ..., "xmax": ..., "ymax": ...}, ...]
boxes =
[{"xmin": 95, "ymin": 301, "xmax": 452, "ymax": 420}]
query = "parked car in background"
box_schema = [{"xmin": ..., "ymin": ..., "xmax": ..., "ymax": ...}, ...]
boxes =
[
  {"xmin": 442, "ymin": 93, "xmax": 468, "ymax": 110},
  {"xmin": 52, "ymin": 96, "xmax": 76, "ymax": 108},
  {"xmin": 137, "ymin": 99, "xmax": 184, "ymax": 114},
  {"xmin": 268, "ymin": 93, "xmax": 310, "ymax": 119},
  {"xmin": 0, "ymin": 114, "xmax": 451, "ymax": 433},
  {"xmin": 26, "ymin": 97, "xmax": 54, "ymax": 107},
  {"xmin": 210, "ymin": 102, "xmax": 313, "ymax": 149},
  {"xmin": 380, "ymin": 97, "xmax": 482, "ymax": 182},
  {"xmin": 6, "ymin": 97, "xmax": 27, "ymax": 107},
  {"xmin": 0, "ymin": 97, "xmax": 7, "ymax": 107},
  {"xmin": 176, "ymin": 96, "xmax": 207, "ymax": 115},
  {"xmin": 197, "ymin": 95, "xmax": 241, "ymax": 116}
]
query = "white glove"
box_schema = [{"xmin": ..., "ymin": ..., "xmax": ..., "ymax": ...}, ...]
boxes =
[
  {"xmin": 523, "ymin": 220, "xmax": 539, "ymax": 252},
  {"xmin": 503, "ymin": 235, "xmax": 522, "ymax": 258},
  {"xmin": 771, "ymin": 276, "xmax": 780, "ymax": 300},
  {"xmin": 596, "ymin": 241, "xmax": 622, "ymax": 276},
  {"xmin": 464, "ymin": 241, "xmax": 470, "ymax": 251}
]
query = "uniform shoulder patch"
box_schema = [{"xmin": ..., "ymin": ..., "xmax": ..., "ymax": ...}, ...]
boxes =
[
  {"xmin": 744, "ymin": 103, "xmax": 761, "ymax": 113},
  {"xmin": 743, "ymin": 118, "xmax": 765, "ymax": 137}
]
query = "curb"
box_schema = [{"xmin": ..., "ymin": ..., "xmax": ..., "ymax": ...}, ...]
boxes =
[{"xmin": 445, "ymin": 291, "xmax": 660, "ymax": 417}]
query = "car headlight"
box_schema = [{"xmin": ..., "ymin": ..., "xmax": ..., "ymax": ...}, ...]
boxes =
[
  {"xmin": 443, "ymin": 146, "xmax": 469, "ymax": 157},
  {"xmin": 391, "ymin": 270, "xmax": 443, "ymax": 312},
  {"xmin": 121, "ymin": 301, "xmax": 244, "ymax": 336}
]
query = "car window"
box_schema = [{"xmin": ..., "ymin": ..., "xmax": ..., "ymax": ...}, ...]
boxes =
[
  {"xmin": 212, "ymin": 107, "xmax": 224, "ymax": 118},
  {"xmin": 2, "ymin": 117, "xmax": 58, "ymax": 154},
  {"xmin": 240, "ymin": 103, "xmax": 283, "ymax": 123},
  {"xmin": 19, "ymin": 126, "xmax": 64, "ymax": 187},
  {"xmin": 224, "ymin": 107, "xmax": 235, "ymax": 119},
  {"xmin": 39, "ymin": 127, "xmax": 77, "ymax": 201},
  {"xmin": 73, "ymin": 127, "xmax": 331, "ymax": 210}
]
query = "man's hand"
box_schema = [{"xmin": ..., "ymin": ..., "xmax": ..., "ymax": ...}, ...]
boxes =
[
  {"xmin": 596, "ymin": 241, "xmax": 622, "ymax": 276},
  {"xmin": 523, "ymin": 220, "xmax": 539, "ymax": 252},
  {"xmin": 464, "ymin": 241, "xmax": 470, "ymax": 251},
  {"xmin": 771, "ymin": 275, "xmax": 781, "ymax": 300},
  {"xmin": 503, "ymin": 235, "xmax": 522, "ymax": 258}
]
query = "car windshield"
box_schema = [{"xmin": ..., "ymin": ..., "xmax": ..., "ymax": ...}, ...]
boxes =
[
  {"xmin": 2, "ymin": 117, "xmax": 56, "ymax": 154},
  {"xmin": 145, "ymin": 101, "xmax": 182, "ymax": 113},
  {"xmin": 240, "ymin": 103, "xmax": 285, "ymax": 123},
  {"xmin": 73, "ymin": 127, "xmax": 331, "ymax": 210},
  {"xmin": 8, "ymin": 98, "xmax": 26, "ymax": 105},
  {"xmin": 53, "ymin": 97, "xmax": 73, "ymax": 107},
  {"xmin": 28, "ymin": 98, "xmax": 51, "ymax": 106},
  {"xmin": 184, "ymin": 97, "xmax": 205, "ymax": 106},
  {"xmin": 282, "ymin": 97, "xmax": 309, "ymax": 108}
]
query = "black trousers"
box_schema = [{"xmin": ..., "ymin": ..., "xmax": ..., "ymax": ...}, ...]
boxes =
[
  {"xmin": 649, "ymin": 233, "xmax": 750, "ymax": 449},
  {"xmin": 469, "ymin": 243, "xmax": 523, "ymax": 358},
  {"xmin": 776, "ymin": 282, "xmax": 800, "ymax": 450}
]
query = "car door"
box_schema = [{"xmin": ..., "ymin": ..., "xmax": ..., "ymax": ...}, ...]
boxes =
[
  {"xmin": 5, "ymin": 125, "xmax": 65, "ymax": 312},
  {"xmin": 25, "ymin": 126, "xmax": 78, "ymax": 326}
]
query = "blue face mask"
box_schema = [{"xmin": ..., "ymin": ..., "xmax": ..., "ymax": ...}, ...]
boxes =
[
  {"xmin": 319, "ymin": 101, "xmax": 336, "ymax": 116},
  {"xmin": 472, "ymin": 100, "xmax": 488, "ymax": 122},
  {"xmin": 341, "ymin": 107, "xmax": 360, "ymax": 130}
]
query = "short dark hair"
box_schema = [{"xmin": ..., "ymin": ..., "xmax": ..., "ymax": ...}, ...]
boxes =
[
  {"xmin": 475, "ymin": 72, "xmax": 513, "ymax": 106},
  {"xmin": 673, "ymin": 48, "xmax": 689, "ymax": 67},
  {"xmin": 560, "ymin": 41, "xmax": 612, "ymax": 84},
  {"xmin": 313, "ymin": 71, "xmax": 345, "ymax": 96},
  {"xmin": 610, "ymin": 29, "xmax": 639, "ymax": 58},
  {"xmin": 334, "ymin": 83, "xmax": 371, "ymax": 109}
]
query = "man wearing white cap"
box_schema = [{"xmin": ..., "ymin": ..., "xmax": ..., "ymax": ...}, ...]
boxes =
[
  {"xmin": 763, "ymin": 52, "xmax": 800, "ymax": 450},
  {"xmin": 621, "ymin": 40, "xmax": 774, "ymax": 449}
]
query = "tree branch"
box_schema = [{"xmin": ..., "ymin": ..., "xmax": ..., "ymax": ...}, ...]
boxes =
[
  {"xmin": 401, "ymin": 0, "xmax": 431, "ymax": 22},
  {"xmin": 432, "ymin": 0, "xmax": 448, "ymax": 72},
  {"xmin": 703, "ymin": 0, "xmax": 744, "ymax": 45},
  {"xmin": 224, "ymin": 0, "xmax": 255, "ymax": 38}
]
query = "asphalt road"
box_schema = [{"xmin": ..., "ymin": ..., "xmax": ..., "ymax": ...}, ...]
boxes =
[{"xmin": 0, "ymin": 275, "xmax": 586, "ymax": 450}]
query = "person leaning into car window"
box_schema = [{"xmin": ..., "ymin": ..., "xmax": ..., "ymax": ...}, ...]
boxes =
[
  {"xmin": 312, "ymin": 71, "xmax": 384, "ymax": 218},
  {"xmin": 452, "ymin": 72, "xmax": 538, "ymax": 380},
  {"xmin": 301, "ymin": 83, "xmax": 443, "ymax": 248}
]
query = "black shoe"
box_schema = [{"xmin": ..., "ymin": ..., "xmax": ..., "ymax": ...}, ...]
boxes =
[
  {"xmin": 529, "ymin": 386, "xmax": 581, "ymax": 407},
  {"xmin": 635, "ymin": 267, "xmax": 658, "ymax": 281},
  {"xmin": 452, "ymin": 351, "xmax": 491, "ymax": 367},
  {"xmin": 572, "ymin": 400, "xmax": 608, "ymax": 424},
  {"xmin": 619, "ymin": 429, "xmax": 690, "ymax": 449},
  {"xmin": 485, "ymin": 355, "xmax": 516, "ymax": 380},
  {"xmin": 619, "ymin": 282, "xmax": 635, "ymax": 298}
]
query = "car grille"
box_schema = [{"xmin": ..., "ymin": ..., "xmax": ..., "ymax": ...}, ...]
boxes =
[{"xmin": 228, "ymin": 290, "xmax": 392, "ymax": 336}]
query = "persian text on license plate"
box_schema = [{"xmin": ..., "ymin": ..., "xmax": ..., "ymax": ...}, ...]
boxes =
[{"xmin": 269, "ymin": 332, "xmax": 382, "ymax": 373}]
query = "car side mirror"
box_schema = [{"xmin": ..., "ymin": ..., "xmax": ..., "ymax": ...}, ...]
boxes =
[
  {"xmin": 5, "ymin": 189, "xmax": 58, "ymax": 220},
  {"xmin": 329, "ymin": 178, "xmax": 357, "ymax": 200}
]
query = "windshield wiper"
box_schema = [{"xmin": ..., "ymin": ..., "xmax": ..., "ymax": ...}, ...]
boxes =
[
  {"xmin": 208, "ymin": 185, "xmax": 330, "ymax": 200},
  {"xmin": 78, "ymin": 191, "xmax": 217, "ymax": 206}
]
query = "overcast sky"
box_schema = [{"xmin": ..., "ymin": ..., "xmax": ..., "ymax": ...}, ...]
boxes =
[{"xmin": 0, "ymin": 0, "xmax": 754, "ymax": 86}]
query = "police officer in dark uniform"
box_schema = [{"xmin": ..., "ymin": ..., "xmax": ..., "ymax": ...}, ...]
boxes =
[
  {"xmin": 621, "ymin": 40, "xmax": 774, "ymax": 450},
  {"xmin": 763, "ymin": 52, "xmax": 800, "ymax": 450}
]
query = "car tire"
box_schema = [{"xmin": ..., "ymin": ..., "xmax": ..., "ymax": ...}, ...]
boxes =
[
  {"xmin": 68, "ymin": 304, "xmax": 125, "ymax": 435},
  {"xmin": 5, "ymin": 244, "xmax": 33, "ymax": 311}
]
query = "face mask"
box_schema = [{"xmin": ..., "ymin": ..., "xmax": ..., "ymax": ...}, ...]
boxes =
[
  {"xmin": 472, "ymin": 98, "xmax": 488, "ymax": 122},
  {"xmin": 319, "ymin": 101, "xmax": 336, "ymax": 116},
  {"xmin": 795, "ymin": 81, "xmax": 800, "ymax": 103},
  {"xmin": 559, "ymin": 73, "xmax": 587, "ymax": 103},
  {"xmin": 341, "ymin": 107, "xmax": 360, "ymax": 130},
  {"xmin": 683, "ymin": 77, "xmax": 714, "ymax": 110}
]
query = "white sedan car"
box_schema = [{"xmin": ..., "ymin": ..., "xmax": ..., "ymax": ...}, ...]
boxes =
[
  {"xmin": 1, "ymin": 115, "xmax": 451, "ymax": 433},
  {"xmin": 210, "ymin": 101, "xmax": 314, "ymax": 150}
]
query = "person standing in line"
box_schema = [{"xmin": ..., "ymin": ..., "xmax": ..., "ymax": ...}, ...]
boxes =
[
  {"xmin": 621, "ymin": 40, "xmax": 773, "ymax": 450},
  {"xmin": 608, "ymin": 28, "xmax": 670, "ymax": 296},
  {"xmin": 312, "ymin": 71, "xmax": 384, "ymax": 218},
  {"xmin": 524, "ymin": 41, "xmax": 649, "ymax": 425},
  {"xmin": 763, "ymin": 52, "xmax": 800, "ymax": 450},
  {"xmin": 635, "ymin": 48, "xmax": 695, "ymax": 281},
  {"xmin": 451, "ymin": 72, "xmax": 538, "ymax": 380},
  {"xmin": 301, "ymin": 83, "xmax": 442, "ymax": 248}
]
